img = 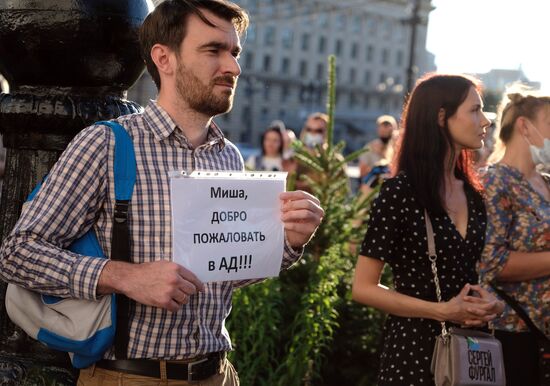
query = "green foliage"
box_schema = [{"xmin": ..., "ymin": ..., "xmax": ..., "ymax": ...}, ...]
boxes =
[
  {"xmin": 274, "ymin": 245, "xmax": 347, "ymax": 386},
  {"xmin": 228, "ymin": 55, "xmax": 389, "ymax": 385},
  {"xmin": 227, "ymin": 279, "xmax": 282, "ymax": 386}
]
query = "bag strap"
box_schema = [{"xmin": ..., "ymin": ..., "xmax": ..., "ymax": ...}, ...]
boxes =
[
  {"xmin": 490, "ymin": 282, "xmax": 549, "ymax": 342},
  {"xmin": 424, "ymin": 209, "xmax": 449, "ymax": 337},
  {"xmin": 96, "ymin": 120, "xmax": 136, "ymax": 359}
]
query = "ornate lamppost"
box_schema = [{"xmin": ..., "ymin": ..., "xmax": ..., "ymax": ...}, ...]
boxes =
[{"xmin": 0, "ymin": 1, "xmax": 152, "ymax": 384}]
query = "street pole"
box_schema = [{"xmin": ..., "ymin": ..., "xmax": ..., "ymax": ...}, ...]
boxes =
[
  {"xmin": 0, "ymin": 1, "xmax": 150, "ymax": 384},
  {"xmin": 406, "ymin": 0, "xmax": 421, "ymax": 95}
]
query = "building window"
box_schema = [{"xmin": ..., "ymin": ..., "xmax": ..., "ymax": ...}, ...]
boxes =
[
  {"xmin": 366, "ymin": 45, "xmax": 374, "ymax": 62},
  {"xmin": 394, "ymin": 98, "xmax": 402, "ymax": 110},
  {"xmin": 318, "ymin": 13, "xmax": 329, "ymax": 28},
  {"xmin": 301, "ymin": 33, "xmax": 310, "ymax": 50},
  {"xmin": 248, "ymin": 0, "xmax": 258, "ymax": 13},
  {"xmin": 335, "ymin": 13, "xmax": 346, "ymax": 30},
  {"xmin": 335, "ymin": 39, "xmax": 343, "ymax": 56},
  {"xmin": 261, "ymin": 0, "xmax": 274, "ymax": 16},
  {"xmin": 264, "ymin": 26, "xmax": 276, "ymax": 46},
  {"xmin": 318, "ymin": 36, "xmax": 326, "ymax": 54},
  {"xmin": 241, "ymin": 105, "xmax": 251, "ymax": 125},
  {"xmin": 263, "ymin": 85, "xmax": 271, "ymax": 100},
  {"xmin": 263, "ymin": 55, "xmax": 272, "ymax": 72},
  {"xmin": 381, "ymin": 19, "xmax": 391, "ymax": 39},
  {"xmin": 352, "ymin": 15, "xmax": 362, "ymax": 33},
  {"xmin": 281, "ymin": 85, "xmax": 290, "ymax": 102},
  {"xmin": 396, "ymin": 50, "xmax": 404, "ymax": 66},
  {"xmin": 299, "ymin": 60, "xmax": 308, "ymax": 78},
  {"xmin": 281, "ymin": 28, "xmax": 293, "ymax": 49},
  {"xmin": 379, "ymin": 97, "xmax": 388, "ymax": 110},
  {"xmin": 350, "ymin": 93, "xmax": 358, "ymax": 108},
  {"xmin": 244, "ymin": 52, "xmax": 254, "ymax": 69},
  {"xmin": 349, "ymin": 68, "xmax": 356, "ymax": 83},
  {"xmin": 364, "ymin": 96, "xmax": 370, "ymax": 108},
  {"xmin": 379, "ymin": 72, "xmax": 387, "ymax": 84},
  {"xmin": 281, "ymin": 57, "xmax": 290, "ymax": 74},
  {"xmin": 261, "ymin": 107, "xmax": 269, "ymax": 122},
  {"xmin": 316, "ymin": 63, "xmax": 325, "ymax": 80},
  {"xmin": 382, "ymin": 48, "xmax": 389, "ymax": 65},
  {"xmin": 246, "ymin": 24, "xmax": 256, "ymax": 44},
  {"xmin": 366, "ymin": 16, "xmax": 377, "ymax": 35},
  {"xmin": 351, "ymin": 42, "xmax": 358, "ymax": 59},
  {"xmin": 364, "ymin": 70, "xmax": 371, "ymax": 86}
]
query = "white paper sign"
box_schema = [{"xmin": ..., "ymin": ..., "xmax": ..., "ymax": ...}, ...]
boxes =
[{"xmin": 170, "ymin": 171, "xmax": 286, "ymax": 282}]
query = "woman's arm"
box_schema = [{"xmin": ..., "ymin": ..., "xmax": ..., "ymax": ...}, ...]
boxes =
[
  {"xmin": 352, "ymin": 256, "xmax": 498, "ymax": 326},
  {"xmin": 496, "ymin": 250, "xmax": 550, "ymax": 281},
  {"xmin": 481, "ymin": 170, "xmax": 550, "ymax": 283}
]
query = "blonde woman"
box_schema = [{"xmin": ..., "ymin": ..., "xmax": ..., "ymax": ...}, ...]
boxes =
[{"xmin": 480, "ymin": 91, "xmax": 550, "ymax": 385}]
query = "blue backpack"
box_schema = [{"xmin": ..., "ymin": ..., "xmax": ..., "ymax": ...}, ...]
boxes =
[{"xmin": 5, "ymin": 121, "xmax": 135, "ymax": 368}]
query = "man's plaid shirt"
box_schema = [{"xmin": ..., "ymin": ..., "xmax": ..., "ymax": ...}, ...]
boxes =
[{"xmin": 0, "ymin": 101, "xmax": 301, "ymax": 359}]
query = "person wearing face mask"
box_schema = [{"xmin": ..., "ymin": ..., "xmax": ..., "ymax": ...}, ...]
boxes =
[
  {"xmin": 295, "ymin": 112, "xmax": 348, "ymax": 192},
  {"xmin": 480, "ymin": 91, "xmax": 550, "ymax": 386},
  {"xmin": 358, "ymin": 115, "xmax": 397, "ymax": 196}
]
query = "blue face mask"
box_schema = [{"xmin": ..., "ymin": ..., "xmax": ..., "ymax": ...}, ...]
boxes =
[
  {"xmin": 525, "ymin": 122, "xmax": 550, "ymax": 165},
  {"xmin": 303, "ymin": 133, "xmax": 324, "ymax": 148}
]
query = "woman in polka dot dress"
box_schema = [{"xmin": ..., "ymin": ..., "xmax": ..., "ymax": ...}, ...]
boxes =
[{"xmin": 352, "ymin": 73, "xmax": 504, "ymax": 386}]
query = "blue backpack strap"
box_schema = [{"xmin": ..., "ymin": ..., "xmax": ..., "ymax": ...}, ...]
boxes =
[
  {"xmin": 96, "ymin": 120, "xmax": 135, "ymax": 360},
  {"xmin": 96, "ymin": 121, "xmax": 136, "ymax": 201}
]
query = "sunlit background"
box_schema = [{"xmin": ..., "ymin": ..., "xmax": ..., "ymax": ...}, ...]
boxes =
[
  {"xmin": 427, "ymin": 0, "xmax": 549, "ymax": 92},
  {"xmin": 2, "ymin": 0, "xmax": 548, "ymax": 155}
]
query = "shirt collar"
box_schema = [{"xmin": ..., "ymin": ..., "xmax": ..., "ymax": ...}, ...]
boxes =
[{"xmin": 143, "ymin": 100, "xmax": 226, "ymax": 150}]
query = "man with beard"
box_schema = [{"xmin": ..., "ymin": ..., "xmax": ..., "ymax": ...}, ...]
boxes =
[{"xmin": 0, "ymin": 1, "xmax": 324, "ymax": 384}]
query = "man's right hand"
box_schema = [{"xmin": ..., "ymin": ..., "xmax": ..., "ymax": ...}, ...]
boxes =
[{"xmin": 98, "ymin": 260, "xmax": 204, "ymax": 312}]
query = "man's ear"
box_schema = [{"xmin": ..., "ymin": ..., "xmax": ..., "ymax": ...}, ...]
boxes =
[
  {"xmin": 438, "ymin": 108, "xmax": 446, "ymax": 127},
  {"xmin": 151, "ymin": 43, "xmax": 176, "ymax": 78}
]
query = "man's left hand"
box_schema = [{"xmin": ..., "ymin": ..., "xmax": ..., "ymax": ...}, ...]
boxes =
[{"xmin": 280, "ymin": 190, "xmax": 324, "ymax": 248}]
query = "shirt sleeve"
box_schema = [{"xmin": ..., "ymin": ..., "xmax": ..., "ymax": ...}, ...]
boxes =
[
  {"xmin": 359, "ymin": 177, "xmax": 406, "ymax": 263},
  {"xmin": 479, "ymin": 170, "xmax": 513, "ymax": 283},
  {"xmin": 232, "ymin": 235, "xmax": 303, "ymax": 288},
  {"xmin": 0, "ymin": 125, "xmax": 111, "ymax": 300}
]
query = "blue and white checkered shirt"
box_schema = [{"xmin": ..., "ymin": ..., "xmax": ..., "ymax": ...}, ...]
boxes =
[{"xmin": 0, "ymin": 101, "xmax": 301, "ymax": 359}]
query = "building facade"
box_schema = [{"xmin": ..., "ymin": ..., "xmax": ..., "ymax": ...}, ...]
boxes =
[{"xmin": 129, "ymin": 0, "xmax": 436, "ymax": 151}]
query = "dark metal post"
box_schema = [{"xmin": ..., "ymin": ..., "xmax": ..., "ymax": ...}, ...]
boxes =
[
  {"xmin": 0, "ymin": 1, "xmax": 151, "ymax": 384},
  {"xmin": 406, "ymin": 0, "xmax": 421, "ymax": 94}
]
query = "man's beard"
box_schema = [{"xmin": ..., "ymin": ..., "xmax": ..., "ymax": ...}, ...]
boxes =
[{"xmin": 175, "ymin": 63, "xmax": 236, "ymax": 117}]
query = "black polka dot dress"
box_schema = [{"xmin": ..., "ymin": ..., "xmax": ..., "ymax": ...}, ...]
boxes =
[{"xmin": 359, "ymin": 173, "xmax": 486, "ymax": 386}]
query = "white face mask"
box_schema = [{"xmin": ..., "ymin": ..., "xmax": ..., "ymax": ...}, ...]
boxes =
[
  {"xmin": 303, "ymin": 133, "xmax": 324, "ymax": 148},
  {"xmin": 524, "ymin": 122, "xmax": 550, "ymax": 165}
]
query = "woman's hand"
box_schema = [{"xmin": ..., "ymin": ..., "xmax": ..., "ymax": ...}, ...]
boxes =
[
  {"xmin": 441, "ymin": 284, "xmax": 500, "ymax": 326},
  {"xmin": 461, "ymin": 284, "xmax": 504, "ymax": 326}
]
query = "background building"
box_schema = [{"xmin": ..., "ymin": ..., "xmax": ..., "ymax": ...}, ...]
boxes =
[
  {"xmin": 476, "ymin": 67, "xmax": 541, "ymax": 94},
  {"xmin": 129, "ymin": 0, "xmax": 436, "ymax": 152}
]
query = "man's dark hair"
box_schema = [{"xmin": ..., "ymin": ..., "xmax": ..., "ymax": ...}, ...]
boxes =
[{"xmin": 139, "ymin": 0, "xmax": 249, "ymax": 90}]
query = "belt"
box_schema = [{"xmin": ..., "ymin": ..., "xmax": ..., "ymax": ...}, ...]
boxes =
[{"xmin": 95, "ymin": 352, "xmax": 224, "ymax": 381}]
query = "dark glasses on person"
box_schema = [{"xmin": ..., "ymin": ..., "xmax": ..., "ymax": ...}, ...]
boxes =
[{"xmin": 305, "ymin": 127, "xmax": 325, "ymax": 134}]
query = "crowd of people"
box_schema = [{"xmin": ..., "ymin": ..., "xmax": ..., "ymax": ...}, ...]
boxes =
[{"xmin": 0, "ymin": 0, "xmax": 548, "ymax": 385}]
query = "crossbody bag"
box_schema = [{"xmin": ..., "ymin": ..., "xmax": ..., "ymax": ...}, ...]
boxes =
[{"xmin": 425, "ymin": 209, "xmax": 506, "ymax": 386}]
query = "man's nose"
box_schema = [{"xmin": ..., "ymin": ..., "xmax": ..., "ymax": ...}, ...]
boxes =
[{"xmin": 223, "ymin": 54, "xmax": 241, "ymax": 77}]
